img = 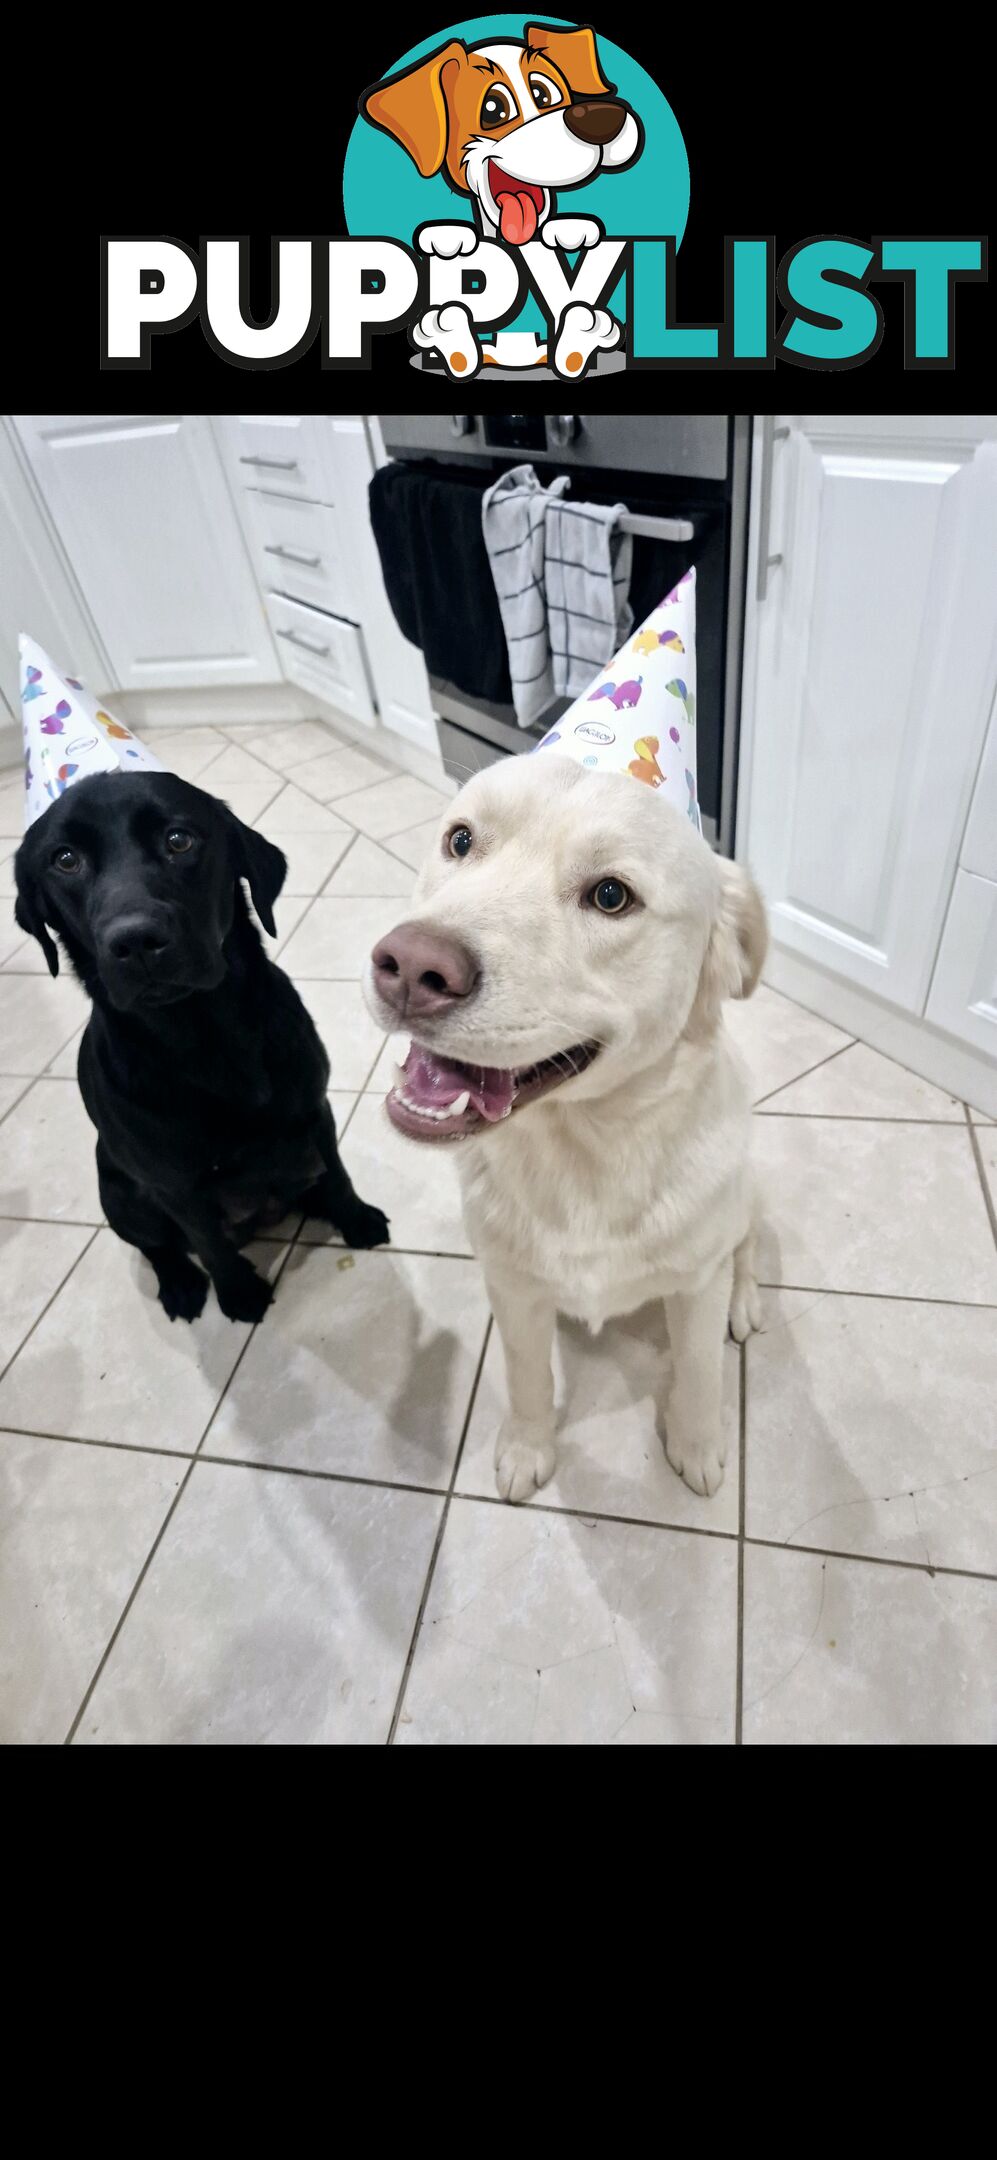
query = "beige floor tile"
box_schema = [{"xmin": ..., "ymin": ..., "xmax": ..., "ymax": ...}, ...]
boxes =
[
  {"xmin": 381, "ymin": 819, "xmax": 444, "ymax": 873},
  {"xmin": 253, "ymin": 783, "xmax": 352, "ymax": 835},
  {"xmin": 229, "ymin": 720, "xmax": 347, "ymax": 772},
  {"xmin": 143, "ymin": 727, "xmax": 230, "ymax": 782},
  {"xmin": 754, "ymin": 1116, "xmax": 997, "ymax": 1303},
  {"xmin": 974, "ymin": 1123, "xmax": 997, "ymax": 1211},
  {"xmin": 368, "ymin": 1032, "xmax": 408, "ymax": 1089},
  {"xmin": 194, "ymin": 742, "xmax": 281, "ymax": 789},
  {"xmin": 0, "ymin": 851, "xmax": 16, "ymax": 899},
  {"xmin": 0, "ymin": 1229, "xmax": 286, "ymax": 1450},
  {"xmin": 45, "ymin": 1025, "xmax": 85, "ymax": 1079},
  {"xmin": 264, "ymin": 828, "xmax": 353, "ymax": 897},
  {"xmin": 75, "ymin": 1464, "xmax": 443, "ymax": 1746},
  {"xmin": 759, "ymin": 1039, "xmax": 963, "ymax": 1119},
  {"xmin": 0, "ymin": 1218, "xmax": 94, "ymax": 1372},
  {"xmin": 0, "ymin": 1076, "xmax": 31, "ymax": 1121},
  {"xmin": 0, "ymin": 1079, "xmax": 101, "ymax": 1223},
  {"xmin": 458, "ymin": 1303, "xmax": 741, "ymax": 1532},
  {"xmin": 278, "ymin": 895, "xmax": 402, "ymax": 979},
  {"xmin": 2, "ymin": 933, "xmax": 49, "ymax": 972},
  {"xmin": 295, "ymin": 745, "xmax": 392, "ymax": 802},
  {"xmin": 301, "ymin": 1091, "xmax": 470, "ymax": 1255},
  {"xmin": 207, "ymin": 1244, "xmax": 488, "ymax": 1485},
  {"xmin": 0, "ymin": 786, "xmax": 30, "ymax": 838},
  {"xmin": 725, "ymin": 984, "xmax": 852, "ymax": 1104},
  {"xmin": 742, "ymin": 1544, "xmax": 997, "ymax": 1745},
  {"xmin": 322, "ymin": 837, "xmax": 417, "ymax": 897},
  {"xmin": 746, "ymin": 1289, "xmax": 997, "ymax": 1572},
  {"xmin": 0, "ymin": 974, "xmax": 90, "ymax": 1076},
  {"xmin": 398, "ymin": 1500, "xmax": 738, "ymax": 1746},
  {"xmin": 258, "ymin": 892, "xmax": 312, "ymax": 958},
  {"xmin": 336, "ymin": 774, "xmax": 450, "ymax": 840},
  {"xmin": 0, "ymin": 1430, "xmax": 184, "ymax": 1744},
  {"xmin": 205, "ymin": 779, "xmax": 283, "ymax": 825},
  {"xmin": 291, "ymin": 979, "xmax": 384, "ymax": 1091}
]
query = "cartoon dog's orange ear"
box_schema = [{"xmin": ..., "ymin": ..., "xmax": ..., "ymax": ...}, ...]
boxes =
[
  {"xmin": 524, "ymin": 22, "xmax": 614, "ymax": 97},
  {"xmin": 361, "ymin": 40, "xmax": 467, "ymax": 177}
]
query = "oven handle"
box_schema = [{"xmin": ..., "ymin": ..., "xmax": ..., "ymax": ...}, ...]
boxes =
[
  {"xmin": 618, "ymin": 511, "xmax": 694, "ymax": 543},
  {"xmin": 756, "ymin": 417, "xmax": 790, "ymax": 602}
]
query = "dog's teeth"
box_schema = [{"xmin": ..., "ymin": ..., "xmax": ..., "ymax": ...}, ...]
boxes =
[{"xmin": 450, "ymin": 1090, "xmax": 470, "ymax": 1116}]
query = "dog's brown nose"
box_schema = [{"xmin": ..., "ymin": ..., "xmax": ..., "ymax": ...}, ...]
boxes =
[
  {"xmin": 371, "ymin": 922, "xmax": 479, "ymax": 1019},
  {"xmin": 564, "ymin": 99, "xmax": 628, "ymax": 145}
]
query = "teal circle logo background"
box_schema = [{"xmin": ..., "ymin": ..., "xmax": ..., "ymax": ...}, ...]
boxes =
[{"xmin": 344, "ymin": 16, "xmax": 689, "ymax": 334}]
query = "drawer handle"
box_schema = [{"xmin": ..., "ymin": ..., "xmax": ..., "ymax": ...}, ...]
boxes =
[
  {"xmin": 264, "ymin": 542, "xmax": 322, "ymax": 569},
  {"xmin": 240, "ymin": 454, "xmax": 300, "ymax": 471},
  {"xmin": 277, "ymin": 627, "xmax": 330, "ymax": 658}
]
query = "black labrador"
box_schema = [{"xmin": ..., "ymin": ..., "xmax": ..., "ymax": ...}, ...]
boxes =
[{"xmin": 13, "ymin": 770, "xmax": 389, "ymax": 1323}]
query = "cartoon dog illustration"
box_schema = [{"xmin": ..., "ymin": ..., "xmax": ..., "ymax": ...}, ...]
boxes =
[
  {"xmin": 628, "ymin": 736, "xmax": 665, "ymax": 787},
  {"xmin": 361, "ymin": 21, "xmax": 643, "ymax": 378},
  {"xmin": 589, "ymin": 674, "xmax": 643, "ymax": 712},
  {"xmin": 632, "ymin": 627, "xmax": 685, "ymax": 658}
]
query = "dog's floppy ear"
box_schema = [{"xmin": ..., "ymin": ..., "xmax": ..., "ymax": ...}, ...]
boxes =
[
  {"xmin": 223, "ymin": 810, "xmax": 287, "ymax": 938},
  {"xmin": 688, "ymin": 858, "xmax": 768, "ymax": 1035},
  {"xmin": 13, "ymin": 849, "xmax": 60, "ymax": 977},
  {"xmin": 524, "ymin": 22, "xmax": 613, "ymax": 97},
  {"xmin": 361, "ymin": 40, "xmax": 466, "ymax": 177}
]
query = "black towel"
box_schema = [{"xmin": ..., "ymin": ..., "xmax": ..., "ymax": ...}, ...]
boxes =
[{"xmin": 368, "ymin": 461, "xmax": 513, "ymax": 704}]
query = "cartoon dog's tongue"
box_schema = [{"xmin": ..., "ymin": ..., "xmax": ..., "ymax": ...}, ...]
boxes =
[
  {"xmin": 489, "ymin": 166, "xmax": 543, "ymax": 246},
  {"xmin": 401, "ymin": 1044, "xmax": 515, "ymax": 1122}
]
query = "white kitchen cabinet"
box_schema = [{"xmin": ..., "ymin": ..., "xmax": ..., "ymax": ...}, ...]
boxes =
[
  {"xmin": 925, "ymin": 872, "xmax": 997, "ymax": 1058},
  {"xmin": 11, "ymin": 415, "xmax": 280, "ymax": 691},
  {"xmin": 0, "ymin": 418, "xmax": 112, "ymax": 722}
]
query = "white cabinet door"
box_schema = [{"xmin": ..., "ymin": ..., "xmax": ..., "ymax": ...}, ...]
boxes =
[
  {"xmin": 739, "ymin": 417, "xmax": 997, "ymax": 1019},
  {"xmin": 926, "ymin": 873, "xmax": 997, "ymax": 1057},
  {"xmin": 11, "ymin": 415, "xmax": 280, "ymax": 691}
]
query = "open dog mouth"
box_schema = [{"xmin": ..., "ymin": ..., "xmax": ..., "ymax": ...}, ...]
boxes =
[
  {"xmin": 487, "ymin": 162, "xmax": 548, "ymax": 245},
  {"xmin": 386, "ymin": 1039, "xmax": 601, "ymax": 1143}
]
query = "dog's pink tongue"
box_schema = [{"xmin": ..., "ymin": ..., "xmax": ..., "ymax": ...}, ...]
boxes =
[
  {"xmin": 498, "ymin": 191, "xmax": 539, "ymax": 245},
  {"xmin": 403, "ymin": 1045, "xmax": 515, "ymax": 1122}
]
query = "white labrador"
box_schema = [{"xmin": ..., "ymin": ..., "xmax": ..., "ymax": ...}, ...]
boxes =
[{"xmin": 364, "ymin": 753, "xmax": 767, "ymax": 1503}]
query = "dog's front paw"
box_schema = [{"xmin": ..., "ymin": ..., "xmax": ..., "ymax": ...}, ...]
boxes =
[
  {"xmin": 416, "ymin": 223, "xmax": 477, "ymax": 259},
  {"xmin": 541, "ymin": 216, "xmax": 603, "ymax": 251},
  {"xmin": 411, "ymin": 302, "xmax": 481, "ymax": 378},
  {"xmin": 665, "ymin": 1427, "xmax": 726, "ymax": 1498},
  {"xmin": 214, "ymin": 1257, "xmax": 274, "ymax": 1326},
  {"xmin": 729, "ymin": 1279, "xmax": 762, "ymax": 1342},
  {"xmin": 156, "ymin": 1257, "xmax": 208, "ymax": 1325},
  {"xmin": 494, "ymin": 1419, "xmax": 556, "ymax": 1504},
  {"xmin": 338, "ymin": 1198, "xmax": 390, "ymax": 1250},
  {"xmin": 553, "ymin": 302, "xmax": 620, "ymax": 379}
]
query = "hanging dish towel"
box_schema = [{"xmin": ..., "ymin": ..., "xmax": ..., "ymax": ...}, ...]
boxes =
[{"xmin": 481, "ymin": 465, "xmax": 633, "ymax": 728}]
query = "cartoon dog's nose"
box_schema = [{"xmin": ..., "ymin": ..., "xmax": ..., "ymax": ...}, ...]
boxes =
[
  {"xmin": 371, "ymin": 922, "xmax": 479, "ymax": 1018},
  {"xmin": 564, "ymin": 99, "xmax": 628, "ymax": 145}
]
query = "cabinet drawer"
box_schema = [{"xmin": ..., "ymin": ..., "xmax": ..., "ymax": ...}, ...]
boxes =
[
  {"xmin": 266, "ymin": 591, "xmax": 376, "ymax": 726},
  {"xmin": 244, "ymin": 491, "xmax": 356, "ymax": 621},
  {"xmin": 222, "ymin": 416, "xmax": 332, "ymax": 505}
]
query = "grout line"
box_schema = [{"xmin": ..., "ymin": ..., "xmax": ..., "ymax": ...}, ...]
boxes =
[
  {"xmin": 757, "ymin": 1280, "xmax": 997, "ymax": 1311},
  {"xmin": 756, "ymin": 1110, "xmax": 966, "ymax": 1124},
  {"xmin": 0, "ymin": 1075, "xmax": 34, "ymax": 1128},
  {"xmin": 63, "ymin": 1238, "xmax": 300, "ymax": 1745},
  {"xmin": 751, "ymin": 1037, "xmax": 855, "ymax": 1107},
  {"xmin": 386, "ymin": 1316, "xmax": 493, "ymax": 1745},
  {"xmin": 742, "ymin": 1535, "xmax": 997, "ymax": 1587},
  {"xmin": 735, "ymin": 1340, "xmax": 747, "ymax": 1746},
  {"xmin": 965, "ymin": 1104, "xmax": 997, "ymax": 1255},
  {"xmin": 0, "ymin": 1225, "xmax": 100, "ymax": 1390},
  {"xmin": 314, "ymin": 826, "xmax": 360, "ymax": 899}
]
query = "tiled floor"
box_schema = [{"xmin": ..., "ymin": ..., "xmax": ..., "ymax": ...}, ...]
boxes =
[{"xmin": 2, "ymin": 723, "xmax": 996, "ymax": 1746}]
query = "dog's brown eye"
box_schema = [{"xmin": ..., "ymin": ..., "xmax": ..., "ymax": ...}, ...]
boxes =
[
  {"xmin": 481, "ymin": 87, "xmax": 516, "ymax": 128},
  {"xmin": 590, "ymin": 878, "xmax": 630, "ymax": 914},
  {"xmin": 166, "ymin": 829, "xmax": 193, "ymax": 854},
  {"xmin": 529, "ymin": 74, "xmax": 562, "ymax": 110},
  {"xmin": 448, "ymin": 825, "xmax": 473, "ymax": 860},
  {"xmin": 52, "ymin": 846, "xmax": 81, "ymax": 874}
]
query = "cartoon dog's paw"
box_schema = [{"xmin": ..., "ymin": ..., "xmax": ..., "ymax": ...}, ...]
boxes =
[
  {"xmin": 415, "ymin": 223, "xmax": 478, "ymax": 259},
  {"xmin": 665, "ymin": 1426, "xmax": 726, "ymax": 1499},
  {"xmin": 494, "ymin": 1419, "xmax": 557, "ymax": 1504},
  {"xmin": 411, "ymin": 302, "xmax": 482, "ymax": 379},
  {"xmin": 156, "ymin": 1257, "xmax": 209, "ymax": 1325},
  {"xmin": 553, "ymin": 302, "xmax": 620, "ymax": 379},
  {"xmin": 541, "ymin": 215, "xmax": 603, "ymax": 251}
]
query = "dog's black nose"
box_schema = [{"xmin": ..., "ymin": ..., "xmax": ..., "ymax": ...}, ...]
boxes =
[
  {"xmin": 104, "ymin": 915, "xmax": 171, "ymax": 965},
  {"xmin": 564, "ymin": 99, "xmax": 628, "ymax": 145}
]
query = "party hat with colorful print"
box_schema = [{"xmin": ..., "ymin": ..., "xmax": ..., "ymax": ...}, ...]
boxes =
[
  {"xmin": 534, "ymin": 568, "xmax": 700, "ymax": 828},
  {"xmin": 20, "ymin": 633, "xmax": 165, "ymax": 829}
]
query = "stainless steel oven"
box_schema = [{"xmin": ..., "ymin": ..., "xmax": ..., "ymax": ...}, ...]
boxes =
[{"xmin": 376, "ymin": 413, "xmax": 751, "ymax": 852}]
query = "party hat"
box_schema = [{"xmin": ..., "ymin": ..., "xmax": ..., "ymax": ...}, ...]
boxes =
[
  {"xmin": 19, "ymin": 633, "xmax": 165, "ymax": 829},
  {"xmin": 534, "ymin": 568, "xmax": 700, "ymax": 828}
]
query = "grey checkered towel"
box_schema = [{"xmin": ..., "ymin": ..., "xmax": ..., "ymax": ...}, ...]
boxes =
[{"xmin": 481, "ymin": 464, "xmax": 633, "ymax": 728}]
